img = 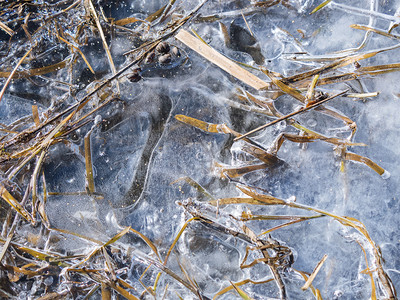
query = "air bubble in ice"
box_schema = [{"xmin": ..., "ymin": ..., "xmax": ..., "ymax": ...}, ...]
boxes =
[{"xmin": 306, "ymin": 118, "xmax": 317, "ymax": 127}]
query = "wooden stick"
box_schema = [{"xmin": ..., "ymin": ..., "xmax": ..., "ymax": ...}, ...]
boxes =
[{"xmin": 175, "ymin": 29, "xmax": 269, "ymax": 90}]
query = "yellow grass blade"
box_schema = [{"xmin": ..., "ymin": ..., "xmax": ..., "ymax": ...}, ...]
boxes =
[
  {"xmin": 301, "ymin": 254, "xmax": 328, "ymax": 290},
  {"xmin": 311, "ymin": 0, "xmax": 332, "ymax": 14}
]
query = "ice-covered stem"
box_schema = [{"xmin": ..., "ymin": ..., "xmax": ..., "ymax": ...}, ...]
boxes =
[
  {"xmin": 329, "ymin": 1, "xmax": 399, "ymax": 22},
  {"xmin": 313, "ymin": 0, "xmax": 399, "ymax": 22},
  {"xmin": 178, "ymin": 198, "xmax": 289, "ymax": 299},
  {"xmin": 238, "ymin": 185, "xmax": 397, "ymax": 299}
]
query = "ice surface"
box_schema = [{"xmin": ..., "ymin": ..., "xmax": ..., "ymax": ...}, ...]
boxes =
[{"xmin": 2, "ymin": 0, "xmax": 400, "ymax": 299}]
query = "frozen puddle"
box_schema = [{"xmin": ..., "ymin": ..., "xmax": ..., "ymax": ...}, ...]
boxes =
[{"xmin": 0, "ymin": 0, "xmax": 400, "ymax": 299}]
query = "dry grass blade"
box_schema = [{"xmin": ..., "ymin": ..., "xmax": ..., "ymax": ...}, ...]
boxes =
[
  {"xmin": 179, "ymin": 199, "xmax": 289, "ymax": 299},
  {"xmin": 6, "ymin": 112, "xmax": 75, "ymax": 180},
  {"xmin": 175, "ymin": 29, "xmax": 269, "ymax": 90},
  {"xmin": 0, "ymin": 184, "xmax": 33, "ymax": 223},
  {"xmin": 344, "ymin": 152, "xmax": 388, "ymax": 177},
  {"xmin": 301, "ymin": 254, "xmax": 328, "ymax": 290},
  {"xmin": 351, "ymin": 24, "xmax": 400, "ymax": 41},
  {"xmin": 236, "ymin": 184, "xmax": 396, "ymax": 298},
  {"xmin": 163, "ymin": 217, "xmax": 199, "ymax": 265},
  {"xmin": 103, "ymin": 226, "xmax": 131, "ymax": 247},
  {"xmin": 310, "ymin": 0, "xmax": 332, "ymax": 14},
  {"xmin": 153, "ymin": 217, "xmax": 200, "ymax": 292},
  {"xmin": 237, "ymin": 185, "xmax": 287, "ymax": 205},
  {"xmin": 32, "ymin": 105, "xmax": 40, "ymax": 127},
  {"xmin": 114, "ymin": 17, "xmax": 145, "ymax": 26},
  {"xmin": 84, "ymin": 130, "xmax": 95, "ymax": 194},
  {"xmin": 129, "ymin": 227, "xmax": 161, "ymax": 260},
  {"xmin": 259, "ymin": 215, "xmax": 324, "ymax": 236},
  {"xmin": 51, "ymin": 227, "xmax": 102, "ymax": 245},
  {"xmin": 213, "ymin": 279, "xmax": 273, "ymax": 299},
  {"xmin": 172, "ymin": 177, "xmax": 215, "ymax": 200},
  {"xmin": 101, "ymin": 282, "xmax": 112, "ymax": 300},
  {"xmin": 106, "ymin": 280, "xmax": 139, "ymax": 300},
  {"xmin": 357, "ymin": 240, "xmax": 377, "ymax": 300},
  {"xmin": 293, "ymin": 269, "xmax": 321, "ymax": 299},
  {"xmin": 175, "ymin": 114, "xmax": 267, "ymax": 150},
  {"xmin": 262, "ymin": 68, "xmax": 306, "ymax": 103},
  {"xmin": 209, "ymin": 197, "xmax": 269, "ymax": 206},
  {"xmin": 305, "ymin": 75, "xmax": 319, "ymax": 103},
  {"xmin": 0, "ymin": 47, "xmax": 33, "ymax": 103},
  {"xmin": 175, "ymin": 114, "xmax": 230, "ymax": 134},
  {"xmin": 0, "ymin": 59, "xmax": 68, "ymax": 79},
  {"xmin": 230, "ymin": 281, "xmax": 254, "ymax": 300},
  {"xmin": 86, "ymin": 0, "xmax": 118, "ymax": 88},
  {"xmin": 146, "ymin": 4, "xmax": 167, "ymax": 22},
  {"xmin": 144, "ymin": 254, "xmax": 204, "ymax": 297},
  {"xmin": 215, "ymin": 163, "xmax": 270, "ymax": 178},
  {"xmin": 57, "ymin": 35, "xmax": 95, "ymax": 74},
  {"xmin": 241, "ymin": 144, "xmax": 283, "ymax": 166},
  {"xmin": 0, "ymin": 20, "xmax": 15, "ymax": 36},
  {"xmin": 30, "ymin": 149, "xmax": 47, "ymax": 220}
]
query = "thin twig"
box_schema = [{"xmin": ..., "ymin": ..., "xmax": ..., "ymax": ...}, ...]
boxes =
[{"xmin": 234, "ymin": 89, "xmax": 348, "ymax": 141}]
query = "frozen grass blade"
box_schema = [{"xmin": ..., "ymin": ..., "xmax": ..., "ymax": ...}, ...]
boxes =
[
  {"xmin": 310, "ymin": 0, "xmax": 332, "ymax": 14},
  {"xmin": 213, "ymin": 279, "xmax": 273, "ymax": 300},
  {"xmin": 0, "ymin": 184, "xmax": 33, "ymax": 223},
  {"xmin": 0, "ymin": 46, "xmax": 33, "ymax": 104},
  {"xmin": 0, "ymin": 20, "xmax": 14, "ymax": 36},
  {"xmin": 236, "ymin": 184, "xmax": 396, "ymax": 298},
  {"xmin": 38, "ymin": 171, "xmax": 50, "ymax": 228},
  {"xmin": 294, "ymin": 269, "xmax": 321, "ymax": 299},
  {"xmin": 215, "ymin": 163, "xmax": 270, "ymax": 178},
  {"xmin": 84, "ymin": 130, "xmax": 95, "ymax": 194},
  {"xmin": 32, "ymin": 105, "xmax": 40, "ymax": 127},
  {"xmin": 234, "ymin": 89, "xmax": 348, "ymax": 141},
  {"xmin": 153, "ymin": 217, "xmax": 200, "ymax": 292},
  {"xmin": 129, "ymin": 227, "xmax": 161, "ymax": 260},
  {"xmin": 259, "ymin": 215, "xmax": 325, "ymax": 236},
  {"xmin": 301, "ymin": 254, "xmax": 328, "ymax": 291},
  {"xmin": 172, "ymin": 177, "xmax": 215, "ymax": 200},
  {"xmin": 0, "ymin": 59, "xmax": 68, "ymax": 79},
  {"xmin": 230, "ymin": 281, "xmax": 254, "ymax": 300},
  {"xmin": 209, "ymin": 197, "xmax": 272, "ymax": 206},
  {"xmin": 357, "ymin": 240, "xmax": 377, "ymax": 300},
  {"xmin": 344, "ymin": 152, "xmax": 388, "ymax": 177},
  {"xmin": 57, "ymin": 35, "xmax": 95, "ymax": 74},
  {"xmin": 263, "ymin": 68, "xmax": 306, "ymax": 103},
  {"xmin": 101, "ymin": 282, "xmax": 112, "ymax": 300},
  {"xmin": 114, "ymin": 17, "xmax": 145, "ymax": 26},
  {"xmin": 86, "ymin": 0, "xmax": 118, "ymax": 86},
  {"xmin": 30, "ymin": 149, "xmax": 47, "ymax": 220}
]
